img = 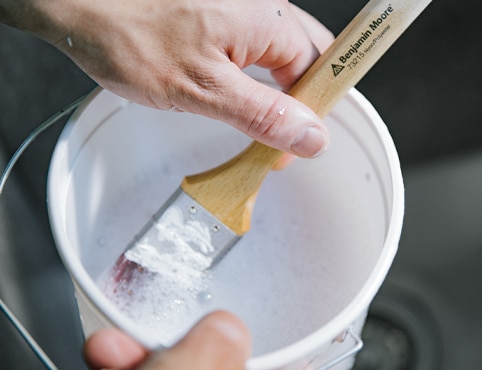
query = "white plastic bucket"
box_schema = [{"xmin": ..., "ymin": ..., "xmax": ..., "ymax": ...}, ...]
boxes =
[{"xmin": 48, "ymin": 69, "xmax": 404, "ymax": 369}]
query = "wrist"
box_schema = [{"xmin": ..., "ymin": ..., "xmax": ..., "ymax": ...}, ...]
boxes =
[{"xmin": 0, "ymin": 0, "xmax": 86, "ymax": 46}]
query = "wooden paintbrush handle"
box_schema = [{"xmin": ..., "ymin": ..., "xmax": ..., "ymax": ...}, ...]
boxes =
[
  {"xmin": 182, "ymin": 0, "xmax": 431, "ymax": 235},
  {"xmin": 289, "ymin": 0, "xmax": 432, "ymax": 116}
]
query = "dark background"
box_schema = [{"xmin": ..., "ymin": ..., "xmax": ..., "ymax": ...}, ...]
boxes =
[{"xmin": 1, "ymin": 0, "xmax": 481, "ymax": 368}]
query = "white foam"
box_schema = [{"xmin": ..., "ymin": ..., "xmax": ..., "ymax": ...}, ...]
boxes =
[
  {"xmin": 125, "ymin": 205, "xmax": 214, "ymax": 273},
  {"xmin": 90, "ymin": 120, "xmax": 384, "ymax": 355},
  {"xmin": 99, "ymin": 203, "xmax": 219, "ymax": 345}
]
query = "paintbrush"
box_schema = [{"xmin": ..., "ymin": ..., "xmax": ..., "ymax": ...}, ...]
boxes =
[{"xmin": 106, "ymin": 0, "xmax": 432, "ymax": 291}]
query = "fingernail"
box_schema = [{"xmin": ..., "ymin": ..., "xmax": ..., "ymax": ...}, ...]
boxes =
[
  {"xmin": 211, "ymin": 317, "xmax": 247, "ymax": 344},
  {"xmin": 290, "ymin": 126, "xmax": 329, "ymax": 158}
]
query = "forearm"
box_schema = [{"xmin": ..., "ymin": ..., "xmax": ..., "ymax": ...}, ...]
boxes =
[
  {"xmin": 1, "ymin": 1, "xmax": 48, "ymax": 33},
  {"xmin": 0, "ymin": 0, "xmax": 332, "ymax": 158},
  {"xmin": 0, "ymin": 0, "xmax": 82, "ymax": 46}
]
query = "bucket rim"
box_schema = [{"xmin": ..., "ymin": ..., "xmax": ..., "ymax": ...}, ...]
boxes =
[
  {"xmin": 47, "ymin": 86, "xmax": 404, "ymax": 368},
  {"xmin": 246, "ymin": 88, "xmax": 404, "ymax": 369}
]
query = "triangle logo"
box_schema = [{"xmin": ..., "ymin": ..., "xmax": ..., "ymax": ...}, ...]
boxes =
[{"xmin": 332, "ymin": 64, "xmax": 345, "ymax": 77}]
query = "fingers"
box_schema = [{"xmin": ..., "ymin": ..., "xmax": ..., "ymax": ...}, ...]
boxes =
[
  {"xmin": 289, "ymin": 4, "xmax": 334, "ymax": 54},
  {"xmin": 168, "ymin": 3, "xmax": 333, "ymax": 158},
  {"xmin": 84, "ymin": 311, "xmax": 250, "ymax": 370},
  {"xmin": 137, "ymin": 311, "xmax": 251, "ymax": 370},
  {"xmin": 264, "ymin": 3, "xmax": 334, "ymax": 91},
  {"xmin": 255, "ymin": 5, "xmax": 333, "ymax": 157},
  {"xmin": 41, "ymin": 0, "xmax": 333, "ymax": 158},
  {"xmin": 180, "ymin": 62, "xmax": 330, "ymax": 158},
  {"xmin": 272, "ymin": 152, "xmax": 296, "ymax": 171},
  {"xmin": 84, "ymin": 328, "xmax": 148, "ymax": 369}
]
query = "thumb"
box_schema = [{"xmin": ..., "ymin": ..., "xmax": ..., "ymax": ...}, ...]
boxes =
[
  {"xmin": 138, "ymin": 311, "xmax": 251, "ymax": 370},
  {"xmin": 185, "ymin": 63, "xmax": 329, "ymax": 159}
]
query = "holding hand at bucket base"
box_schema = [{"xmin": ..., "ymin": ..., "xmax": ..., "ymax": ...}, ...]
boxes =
[
  {"xmin": 0, "ymin": 0, "xmax": 332, "ymax": 159},
  {"xmin": 84, "ymin": 311, "xmax": 251, "ymax": 370}
]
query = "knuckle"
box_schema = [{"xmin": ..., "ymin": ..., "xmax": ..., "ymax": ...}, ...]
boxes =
[
  {"xmin": 245, "ymin": 94, "xmax": 287, "ymax": 142},
  {"xmin": 167, "ymin": 65, "xmax": 227, "ymax": 112}
]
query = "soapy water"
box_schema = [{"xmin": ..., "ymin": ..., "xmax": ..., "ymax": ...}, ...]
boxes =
[
  {"xmin": 94, "ymin": 163, "xmax": 378, "ymax": 354},
  {"xmin": 96, "ymin": 181, "xmax": 362, "ymax": 356},
  {"xmin": 100, "ymin": 205, "xmax": 217, "ymax": 344},
  {"xmin": 100, "ymin": 258, "xmax": 214, "ymax": 346},
  {"xmin": 90, "ymin": 123, "xmax": 383, "ymax": 354}
]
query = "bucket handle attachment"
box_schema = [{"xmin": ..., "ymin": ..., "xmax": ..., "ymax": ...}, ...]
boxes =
[{"xmin": 308, "ymin": 327, "xmax": 363, "ymax": 370}]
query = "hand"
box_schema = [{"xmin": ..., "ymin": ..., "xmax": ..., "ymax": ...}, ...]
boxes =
[
  {"xmin": 84, "ymin": 311, "xmax": 251, "ymax": 370},
  {"xmin": 2, "ymin": 0, "xmax": 333, "ymax": 159}
]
